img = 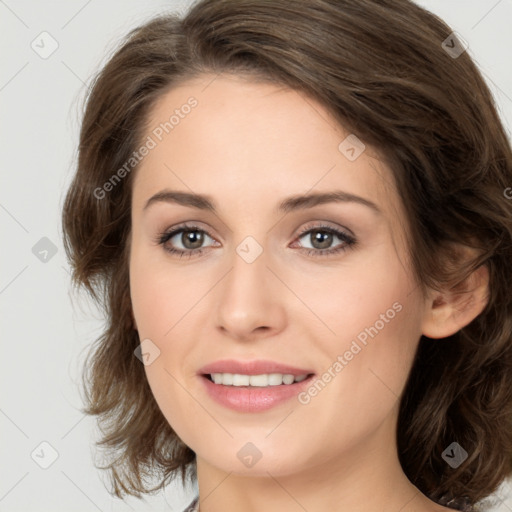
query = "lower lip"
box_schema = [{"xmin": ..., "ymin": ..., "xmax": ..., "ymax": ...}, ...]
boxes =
[{"xmin": 200, "ymin": 374, "xmax": 315, "ymax": 413}]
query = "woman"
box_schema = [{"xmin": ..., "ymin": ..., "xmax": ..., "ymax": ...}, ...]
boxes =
[{"xmin": 61, "ymin": 1, "xmax": 512, "ymax": 511}]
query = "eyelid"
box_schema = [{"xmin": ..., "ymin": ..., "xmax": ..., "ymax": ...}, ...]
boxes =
[
  {"xmin": 156, "ymin": 219, "xmax": 353, "ymax": 241},
  {"xmin": 295, "ymin": 220, "xmax": 355, "ymax": 238}
]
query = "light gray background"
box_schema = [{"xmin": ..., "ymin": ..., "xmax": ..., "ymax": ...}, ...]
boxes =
[{"xmin": 1, "ymin": 1, "xmax": 511, "ymax": 511}]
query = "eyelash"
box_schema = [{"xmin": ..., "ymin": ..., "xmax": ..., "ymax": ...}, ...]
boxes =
[{"xmin": 154, "ymin": 222, "xmax": 357, "ymax": 259}]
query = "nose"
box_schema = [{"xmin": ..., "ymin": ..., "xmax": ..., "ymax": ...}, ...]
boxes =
[{"xmin": 214, "ymin": 242, "xmax": 286, "ymax": 342}]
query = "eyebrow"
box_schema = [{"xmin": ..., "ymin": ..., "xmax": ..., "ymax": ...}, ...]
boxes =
[{"xmin": 143, "ymin": 189, "xmax": 382, "ymax": 215}]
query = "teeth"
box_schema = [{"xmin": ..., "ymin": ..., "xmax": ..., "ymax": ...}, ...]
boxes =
[
  {"xmin": 282, "ymin": 374, "xmax": 295, "ymax": 385},
  {"xmin": 210, "ymin": 373, "xmax": 309, "ymax": 387},
  {"xmin": 232, "ymin": 374, "xmax": 250, "ymax": 386}
]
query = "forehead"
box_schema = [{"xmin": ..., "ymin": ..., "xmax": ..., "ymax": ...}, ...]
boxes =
[{"xmin": 132, "ymin": 73, "xmax": 402, "ymax": 224}]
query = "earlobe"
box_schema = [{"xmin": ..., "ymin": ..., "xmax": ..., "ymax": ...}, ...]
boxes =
[{"xmin": 421, "ymin": 263, "xmax": 489, "ymax": 339}]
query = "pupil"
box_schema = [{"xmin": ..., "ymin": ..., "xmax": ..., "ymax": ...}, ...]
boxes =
[
  {"xmin": 313, "ymin": 230, "xmax": 332, "ymax": 249},
  {"xmin": 184, "ymin": 230, "xmax": 203, "ymax": 249}
]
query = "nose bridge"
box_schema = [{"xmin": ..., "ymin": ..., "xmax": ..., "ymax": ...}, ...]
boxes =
[
  {"xmin": 223, "ymin": 234, "xmax": 269, "ymax": 305},
  {"xmin": 214, "ymin": 232, "xmax": 284, "ymax": 338}
]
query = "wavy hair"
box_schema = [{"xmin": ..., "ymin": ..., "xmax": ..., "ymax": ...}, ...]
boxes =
[{"xmin": 61, "ymin": 0, "xmax": 512, "ymax": 509}]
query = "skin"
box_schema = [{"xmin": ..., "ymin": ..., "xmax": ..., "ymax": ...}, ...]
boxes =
[{"xmin": 129, "ymin": 73, "xmax": 489, "ymax": 512}]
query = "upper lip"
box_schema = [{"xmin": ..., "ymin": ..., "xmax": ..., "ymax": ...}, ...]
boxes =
[{"xmin": 198, "ymin": 359, "xmax": 315, "ymax": 376}]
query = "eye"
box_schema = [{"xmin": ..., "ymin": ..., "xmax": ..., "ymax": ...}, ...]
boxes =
[
  {"xmin": 154, "ymin": 222, "xmax": 357, "ymax": 259},
  {"xmin": 155, "ymin": 223, "xmax": 217, "ymax": 259},
  {"xmin": 293, "ymin": 223, "xmax": 357, "ymax": 257}
]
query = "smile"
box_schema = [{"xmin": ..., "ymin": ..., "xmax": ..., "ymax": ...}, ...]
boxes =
[
  {"xmin": 207, "ymin": 372, "xmax": 310, "ymax": 386},
  {"xmin": 200, "ymin": 372, "xmax": 316, "ymax": 412}
]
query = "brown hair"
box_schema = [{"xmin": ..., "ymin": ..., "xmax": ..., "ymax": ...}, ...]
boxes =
[{"xmin": 61, "ymin": 0, "xmax": 512, "ymax": 509}]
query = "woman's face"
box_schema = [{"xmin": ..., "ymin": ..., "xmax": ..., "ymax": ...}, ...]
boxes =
[{"xmin": 129, "ymin": 73, "xmax": 428, "ymax": 477}]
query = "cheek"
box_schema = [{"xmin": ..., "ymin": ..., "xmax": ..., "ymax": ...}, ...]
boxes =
[
  {"xmin": 129, "ymin": 249, "xmax": 198, "ymax": 409},
  {"xmin": 303, "ymin": 253, "xmax": 414, "ymax": 348},
  {"xmin": 129, "ymin": 246, "xmax": 183, "ymax": 339},
  {"xmin": 130, "ymin": 278, "xmax": 169, "ymax": 338},
  {"xmin": 305, "ymin": 249, "xmax": 422, "ymax": 398}
]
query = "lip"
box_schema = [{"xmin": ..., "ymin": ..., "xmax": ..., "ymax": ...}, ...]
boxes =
[
  {"xmin": 198, "ymin": 359, "xmax": 314, "ymax": 377},
  {"xmin": 198, "ymin": 359, "xmax": 316, "ymax": 413}
]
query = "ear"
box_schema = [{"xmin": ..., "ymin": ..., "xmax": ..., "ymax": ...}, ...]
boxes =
[{"xmin": 421, "ymin": 257, "xmax": 489, "ymax": 339}]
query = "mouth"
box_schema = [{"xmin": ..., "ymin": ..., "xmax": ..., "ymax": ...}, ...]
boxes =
[
  {"xmin": 197, "ymin": 359, "xmax": 316, "ymax": 412},
  {"xmin": 199, "ymin": 363, "xmax": 316, "ymax": 413},
  {"xmin": 202, "ymin": 372, "xmax": 314, "ymax": 387}
]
